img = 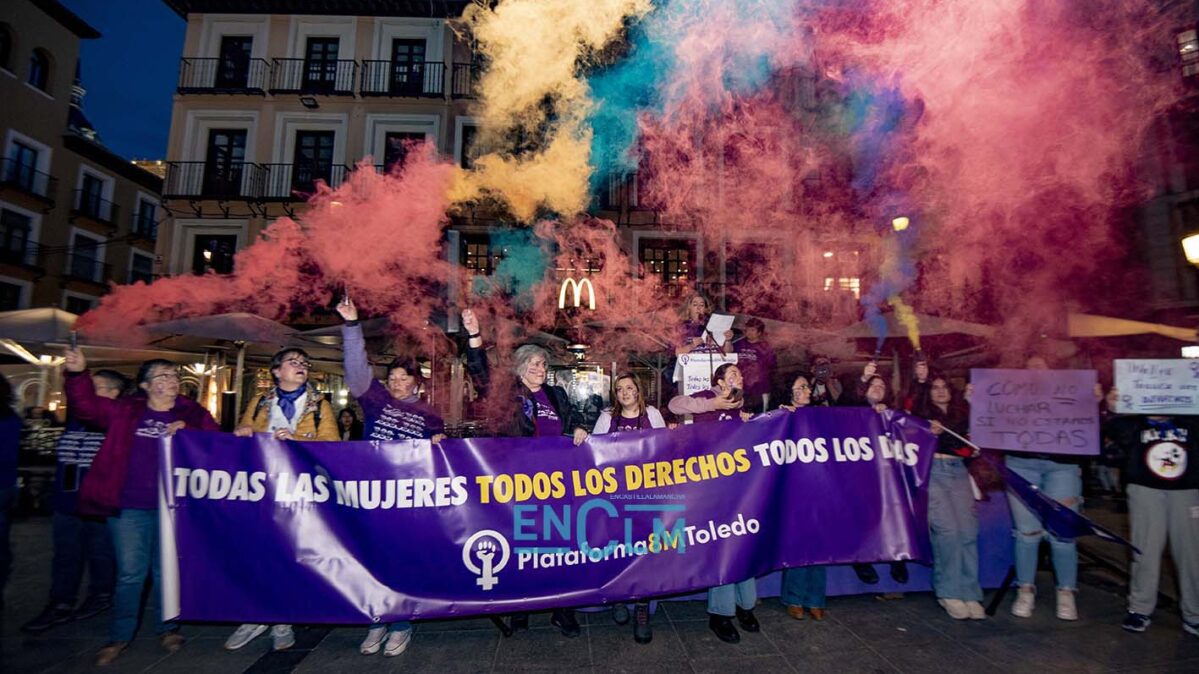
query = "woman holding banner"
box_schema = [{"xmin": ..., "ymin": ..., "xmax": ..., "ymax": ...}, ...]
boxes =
[
  {"xmin": 841, "ymin": 362, "xmax": 909, "ymax": 588},
  {"xmin": 592, "ymin": 373, "xmax": 665, "ymax": 643},
  {"xmin": 915, "ymin": 374, "xmax": 985, "ymax": 621},
  {"xmin": 778, "ymin": 373, "xmax": 829, "ymax": 622},
  {"xmin": 501, "ymin": 340, "xmax": 589, "ymax": 637},
  {"xmin": 1005, "ymin": 355, "xmax": 1081, "ymax": 622},
  {"xmin": 668, "ymin": 363, "xmax": 758, "ymax": 643},
  {"xmin": 224, "ymin": 347, "xmax": 338, "ymax": 654},
  {"xmin": 63, "ymin": 349, "xmax": 219, "ymax": 667},
  {"xmin": 334, "ymin": 298, "xmax": 484, "ymax": 656}
]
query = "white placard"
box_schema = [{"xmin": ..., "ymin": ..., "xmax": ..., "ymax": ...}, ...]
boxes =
[
  {"xmin": 677, "ymin": 352, "xmax": 739, "ymax": 396},
  {"xmin": 1114, "ymin": 359, "xmax": 1199, "ymax": 415},
  {"xmin": 706, "ymin": 313, "xmax": 735, "ymax": 347}
]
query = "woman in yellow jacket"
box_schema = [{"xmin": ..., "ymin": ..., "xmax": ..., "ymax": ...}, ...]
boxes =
[{"xmin": 225, "ymin": 348, "xmax": 337, "ymax": 653}]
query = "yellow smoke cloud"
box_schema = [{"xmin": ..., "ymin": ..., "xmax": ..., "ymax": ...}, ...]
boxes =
[
  {"xmin": 455, "ymin": 0, "xmax": 652, "ymax": 220},
  {"xmin": 888, "ymin": 295, "xmax": 921, "ymax": 350}
]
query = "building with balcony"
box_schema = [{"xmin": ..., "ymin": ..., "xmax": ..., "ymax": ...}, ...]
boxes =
[
  {"xmin": 0, "ymin": 0, "xmax": 163, "ymax": 314},
  {"xmin": 155, "ymin": 1, "xmax": 876, "ymax": 336},
  {"xmin": 157, "ymin": 0, "xmax": 481, "ymax": 278}
]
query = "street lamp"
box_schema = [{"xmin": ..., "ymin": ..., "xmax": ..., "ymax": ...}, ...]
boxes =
[{"xmin": 1183, "ymin": 232, "xmax": 1199, "ymax": 266}]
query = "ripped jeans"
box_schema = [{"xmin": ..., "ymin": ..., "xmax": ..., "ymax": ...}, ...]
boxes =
[{"xmin": 1005, "ymin": 456, "xmax": 1082, "ymax": 590}]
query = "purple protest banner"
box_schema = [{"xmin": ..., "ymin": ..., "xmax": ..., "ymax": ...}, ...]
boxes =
[
  {"xmin": 969, "ymin": 369, "xmax": 1099, "ymax": 455},
  {"xmin": 159, "ymin": 407, "xmax": 936, "ymax": 624}
]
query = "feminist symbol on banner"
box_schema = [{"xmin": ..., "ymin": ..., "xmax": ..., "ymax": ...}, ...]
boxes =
[{"xmin": 462, "ymin": 530, "xmax": 511, "ymax": 590}]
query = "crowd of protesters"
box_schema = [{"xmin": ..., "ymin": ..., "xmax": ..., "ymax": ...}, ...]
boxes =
[{"xmin": 0, "ymin": 292, "xmax": 1196, "ymax": 666}]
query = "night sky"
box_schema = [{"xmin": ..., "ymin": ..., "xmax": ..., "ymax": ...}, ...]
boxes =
[{"xmin": 60, "ymin": 0, "xmax": 184, "ymax": 161}]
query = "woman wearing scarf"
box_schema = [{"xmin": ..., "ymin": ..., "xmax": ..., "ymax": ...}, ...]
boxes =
[{"xmin": 224, "ymin": 347, "xmax": 338, "ymax": 654}]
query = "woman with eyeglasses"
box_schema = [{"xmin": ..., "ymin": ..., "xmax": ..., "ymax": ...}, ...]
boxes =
[
  {"xmin": 912, "ymin": 374, "xmax": 984, "ymax": 621},
  {"xmin": 63, "ymin": 349, "xmax": 219, "ymax": 667},
  {"xmin": 592, "ymin": 373, "xmax": 665, "ymax": 644},
  {"xmin": 778, "ymin": 374, "xmax": 830, "ymax": 622},
  {"xmin": 225, "ymin": 347, "xmax": 338, "ymax": 653}
]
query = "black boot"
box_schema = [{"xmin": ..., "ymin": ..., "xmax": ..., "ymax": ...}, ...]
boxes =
[
  {"xmin": 508, "ymin": 613, "xmax": 529, "ymax": 632},
  {"xmin": 708, "ymin": 614, "xmax": 740, "ymax": 643},
  {"xmin": 633, "ymin": 603, "xmax": 652, "ymax": 644},
  {"xmin": 21, "ymin": 603, "xmax": 75, "ymax": 634},
  {"xmin": 551, "ymin": 608, "xmax": 580, "ymax": 638},
  {"xmin": 890, "ymin": 561, "xmax": 908, "ymax": 584},
  {"xmin": 735, "ymin": 607, "xmax": 760, "ymax": 633},
  {"xmin": 853, "ymin": 563, "xmax": 879, "ymax": 584}
]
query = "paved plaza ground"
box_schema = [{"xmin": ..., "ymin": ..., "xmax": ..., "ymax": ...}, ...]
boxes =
[{"xmin": 2, "ymin": 497, "xmax": 1198, "ymax": 673}]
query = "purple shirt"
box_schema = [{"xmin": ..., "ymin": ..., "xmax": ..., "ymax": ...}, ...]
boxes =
[
  {"xmin": 358, "ymin": 381, "xmax": 445, "ymax": 441},
  {"xmin": 613, "ymin": 413, "xmax": 652, "ymax": 432},
  {"xmin": 736, "ymin": 339, "xmax": 776, "ymax": 397},
  {"xmin": 119, "ymin": 409, "xmax": 175, "ymax": 509},
  {"xmin": 689, "ymin": 390, "xmax": 738, "ymax": 425},
  {"xmin": 531, "ymin": 389, "xmax": 563, "ymax": 437}
]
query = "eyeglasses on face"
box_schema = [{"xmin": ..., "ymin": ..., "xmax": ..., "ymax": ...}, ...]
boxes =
[
  {"xmin": 149, "ymin": 371, "xmax": 181, "ymax": 382},
  {"xmin": 284, "ymin": 359, "xmax": 312, "ymax": 370}
]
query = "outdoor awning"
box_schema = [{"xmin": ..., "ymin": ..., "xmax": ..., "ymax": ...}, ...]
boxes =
[
  {"xmin": 835, "ymin": 312, "xmax": 995, "ymax": 340},
  {"xmin": 0, "ymin": 307, "xmax": 78, "ymax": 343},
  {"xmin": 1067, "ymin": 313, "xmax": 1196, "ymax": 342}
]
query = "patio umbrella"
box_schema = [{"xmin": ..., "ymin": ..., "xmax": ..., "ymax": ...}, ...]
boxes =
[
  {"xmin": 143, "ymin": 313, "xmax": 297, "ymax": 412},
  {"xmin": 0, "ymin": 307, "xmax": 78, "ymax": 342},
  {"xmin": 1067, "ymin": 313, "xmax": 1196, "ymax": 342}
]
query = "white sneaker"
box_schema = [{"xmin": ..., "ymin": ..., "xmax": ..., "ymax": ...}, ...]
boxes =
[
  {"xmin": 270, "ymin": 624, "xmax": 295, "ymax": 651},
  {"xmin": 1056, "ymin": 589, "xmax": 1078, "ymax": 621},
  {"xmin": 224, "ymin": 624, "xmax": 267, "ymax": 651},
  {"xmin": 937, "ymin": 598, "xmax": 971, "ymax": 620},
  {"xmin": 360, "ymin": 626, "xmax": 387, "ymax": 655},
  {"xmin": 965, "ymin": 601, "xmax": 987, "ymax": 620},
  {"xmin": 382, "ymin": 628, "xmax": 412, "ymax": 657},
  {"xmin": 1011, "ymin": 587, "xmax": 1035, "ymax": 618}
]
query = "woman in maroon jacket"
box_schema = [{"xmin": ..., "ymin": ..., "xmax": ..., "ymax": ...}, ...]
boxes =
[{"xmin": 64, "ymin": 348, "xmax": 219, "ymax": 667}]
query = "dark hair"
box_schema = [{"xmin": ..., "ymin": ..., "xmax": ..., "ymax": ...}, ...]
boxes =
[
  {"xmin": 136, "ymin": 359, "xmax": 176, "ymax": 385},
  {"xmin": 745, "ymin": 317, "xmax": 765, "ymax": 332},
  {"xmin": 386, "ymin": 357, "xmax": 422, "ymax": 379},
  {"xmin": 913, "ymin": 374, "xmax": 967, "ymax": 422},
  {"xmin": 338, "ymin": 407, "xmax": 359, "ymax": 422},
  {"xmin": 865, "ymin": 374, "xmax": 891, "ymax": 406},
  {"xmin": 711, "ymin": 363, "xmax": 738, "ymax": 387},
  {"xmin": 269, "ymin": 348, "xmax": 310, "ymax": 385},
  {"xmin": 0, "ymin": 373, "xmax": 14, "ymax": 419},
  {"xmin": 93, "ymin": 369, "xmax": 130, "ymax": 395}
]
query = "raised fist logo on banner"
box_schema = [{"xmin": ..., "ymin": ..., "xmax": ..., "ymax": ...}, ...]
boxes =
[{"xmin": 462, "ymin": 530, "xmax": 511, "ymax": 590}]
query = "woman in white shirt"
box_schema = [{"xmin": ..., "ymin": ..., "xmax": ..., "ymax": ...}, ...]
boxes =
[{"xmin": 592, "ymin": 373, "xmax": 665, "ymax": 644}]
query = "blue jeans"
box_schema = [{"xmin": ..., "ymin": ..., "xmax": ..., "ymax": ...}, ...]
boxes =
[
  {"xmin": 1006, "ymin": 456, "xmax": 1081, "ymax": 590},
  {"xmin": 387, "ymin": 621, "xmax": 411, "ymax": 632},
  {"xmin": 109, "ymin": 508, "xmax": 173, "ymax": 642},
  {"xmin": 51, "ymin": 511, "xmax": 115, "ymax": 605},
  {"xmin": 929, "ymin": 458, "xmax": 981, "ymax": 601},
  {"xmin": 781, "ymin": 566, "xmax": 827, "ymax": 609},
  {"xmin": 707, "ymin": 578, "xmax": 756, "ymax": 616},
  {"xmin": 0, "ymin": 485, "xmax": 15, "ymax": 596}
]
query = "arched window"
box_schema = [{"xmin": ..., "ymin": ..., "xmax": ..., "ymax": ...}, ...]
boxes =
[
  {"xmin": 28, "ymin": 48, "xmax": 50, "ymax": 91},
  {"xmin": 0, "ymin": 25, "xmax": 13, "ymax": 71}
]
